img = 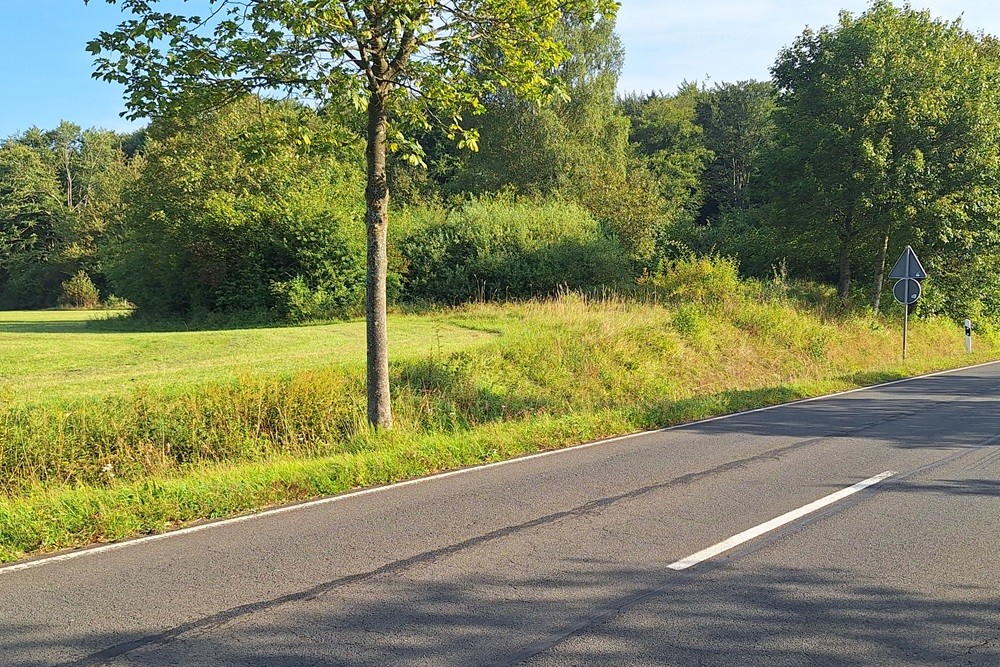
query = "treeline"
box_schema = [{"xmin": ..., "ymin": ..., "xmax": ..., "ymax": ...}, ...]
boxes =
[{"xmin": 2, "ymin": 1, "xmax": 999, "ymax": 321}]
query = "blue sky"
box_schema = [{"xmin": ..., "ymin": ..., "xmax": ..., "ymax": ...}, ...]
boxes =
[
  {"xmin": 0, "ymin": 0, "xmax": 139, "ymax": 137},
  {"xmin": 616, "ymin": 0, "xmax": 1000, "ymax": 93},
  {"xmin": 2, "ymin": 1, "xmax": 999, "ymax": 139}
]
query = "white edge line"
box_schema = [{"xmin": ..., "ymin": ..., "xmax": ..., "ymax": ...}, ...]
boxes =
[
  {"xmin": 3, "ymin": 358, "xmax": 997, "ymax": 575},
  {"xmin": 667, "ymin": 470, "xmax": 897, "ymax": 571}
]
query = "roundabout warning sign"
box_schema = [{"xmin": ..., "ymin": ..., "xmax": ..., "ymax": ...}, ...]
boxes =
[{"xmin": 888, "ymin": 246, "xmax": 927, "ymax": 359}]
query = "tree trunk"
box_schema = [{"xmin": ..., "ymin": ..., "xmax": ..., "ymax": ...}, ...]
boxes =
[
  {"xmin": 871, "ymin": 227, "xmax": 890, "ymax": 315},
  {"xmin": 365, "ymin": 92, "xmax": 392, "ymax": 429},
  {"xmin": 63, "ymin": 148, "xmax": 73, "ymax": 209},
  {"xmin": 837, "ymin": 215, "xmax": 853, "ymax": 299}
]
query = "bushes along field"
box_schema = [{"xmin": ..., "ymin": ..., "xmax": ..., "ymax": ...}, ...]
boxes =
[
  {"xmin": 1, "ymin": 259, "xmax": 995, "ymax": 562},
  {"xmin": 395, "ymin": 198, "xmax": 632, "ymax": 303}
]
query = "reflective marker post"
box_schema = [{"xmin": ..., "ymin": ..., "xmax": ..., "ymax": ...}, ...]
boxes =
[{"xmin": 965, "ymin": 319, "xmax": 973, "ymax": 353}]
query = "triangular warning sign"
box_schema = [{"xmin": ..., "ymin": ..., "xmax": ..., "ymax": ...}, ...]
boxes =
[{"xmin": 887, "ymin": 246, "xmax": 927, "ymax": 280}]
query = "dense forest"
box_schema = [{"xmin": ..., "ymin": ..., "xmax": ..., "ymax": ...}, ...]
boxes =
[{"xmin": 2, "ymin": 1, "xmax": 999, "ymax": 323}]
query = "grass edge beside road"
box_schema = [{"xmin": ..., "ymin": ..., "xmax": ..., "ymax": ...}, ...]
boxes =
[{"xmin": 2, "ymin": 354, "xmax": 995, "ymax": 566}]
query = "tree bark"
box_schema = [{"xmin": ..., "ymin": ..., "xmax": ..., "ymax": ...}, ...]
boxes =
[
  {"xmin": 837, "ymin": 215, "xmax": 853, "ymax": 299},
  {"xmin": 365, "ymin": 91, "xmax": 392, "ymax": 429},
  {"xmin": 871, "ymin": 226, "xmax": 890, "ymax": 315},
  {"xmin": 63, "ymin": 147, "xmax": 73, "ymax": 209}
]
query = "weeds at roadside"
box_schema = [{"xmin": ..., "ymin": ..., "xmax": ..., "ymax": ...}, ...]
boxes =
[{"xmin": 0, "ymin": 262, "xmax": 991, "ymax": 563}]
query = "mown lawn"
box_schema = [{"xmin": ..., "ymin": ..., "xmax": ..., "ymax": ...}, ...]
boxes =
[{"xmin": 0, "ymin": 310, "xmax": 495, "ymax": 404}]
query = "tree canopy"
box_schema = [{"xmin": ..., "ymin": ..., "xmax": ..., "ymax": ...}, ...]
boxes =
[
  {"xmin": 0, "ymin": 124, "xmax": 138, "ymax": 308},
  {"xmin": 104, "ymin": 98, "xmax": 366, "ymax": 317},
  {"xmin": 87, "ymin": 0, "xmax": 618, "ymax": 428},
  {"xmin": 772, "ymin": 1, "xmax": 1000, "ymax": 313}
]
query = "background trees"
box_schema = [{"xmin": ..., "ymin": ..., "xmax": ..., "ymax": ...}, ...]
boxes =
[
  {"xmin": 0, "ymin": 124, "xmax": 138, "ymax": 308},
  {"xmin": 625, "ymin": 85, "xmax": 712, "ymax": 235},
  {"xmin": 443, "ymin": 12, "xmax": 665, "ymax": 263},
  {"xmin": 103, "ymin": 98, "xmax": 366, "ymax": 318},
  {"xmin": 771, "ymin": 1, "xmax": 1000, "ymax": 315},
  {"xmin": 0, "ymin": 2, "xmax": 996, "ymax": 355},
  {"xmin": 0, "ymin": 141, "xmax": 67, "ymax": 308},
  {"xmin": 696, "ymin": 80, "xmax": 776, "ymax": 218},
  {"xmin": 88, "ymin": 0, "xmax": 617, "ymax": 428}
]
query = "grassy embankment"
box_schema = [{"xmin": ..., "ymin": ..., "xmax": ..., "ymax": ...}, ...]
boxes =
[{"xmin": 1, "ymin": 268, "xmax": 997, "ymax": 563}]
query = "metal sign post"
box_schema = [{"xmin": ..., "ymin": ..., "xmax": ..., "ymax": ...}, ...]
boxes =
[
  {"xmin": 888, "ymin": 246, "xmax": 927, "ymax": 361},
  {"xmin": 904, "ymin": 302, "xmax": 908, "ymax": 360}
]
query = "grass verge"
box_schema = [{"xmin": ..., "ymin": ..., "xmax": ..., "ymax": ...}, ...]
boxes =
[{"xmin": 2, "ymin": 280, "xmax": 997, "ymax": 563}]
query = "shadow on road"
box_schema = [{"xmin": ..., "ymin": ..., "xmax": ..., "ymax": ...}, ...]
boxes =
[
  {"xmin": 669, "ymin": 370, "xmax": 1000, "ymax": 453},
  {"xmin": 8, "ymin": 561, "xmax": 996, "ymax": 667}
]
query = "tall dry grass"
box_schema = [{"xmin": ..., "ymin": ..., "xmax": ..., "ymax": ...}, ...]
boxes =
[{"xmin": 1, "ymin": 258, "xmax": 993, "ymax": 561}]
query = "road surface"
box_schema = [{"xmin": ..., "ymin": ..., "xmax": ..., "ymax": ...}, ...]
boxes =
[{"xmin": 2, "ymin": 362, "xmax": 999, "ymax": 666}]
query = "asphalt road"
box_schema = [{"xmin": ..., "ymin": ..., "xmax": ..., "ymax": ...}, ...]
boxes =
[{"xmin": 2, "ymin": 362, "xmax": 999, "ymax": 666}]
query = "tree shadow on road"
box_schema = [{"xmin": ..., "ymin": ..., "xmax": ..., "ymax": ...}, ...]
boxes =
[
  {"xmin": 8, "ymin": 560, "xmax": 997, "ymax": 667},
  {"xmin": 662, "ymin": 370, "xmax": 1000, "ymax": 453}
]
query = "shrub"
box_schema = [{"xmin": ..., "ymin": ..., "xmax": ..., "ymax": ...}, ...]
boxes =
[
  {"xmin": 641, "ymin": 255, "xmax": 744, "ymax": 305},
  {"xmin": 672, "ymin": 303, "xmax": 708, "ymax": 339},
  {"xmin": 397, "ymin": 198, "xmax": 633, "ymax": 303},
  {"xmin": 0, "ymin": 262, "xmax": 65, "ymax": 310},
  {"xmin": 272, "ymin": 275, "xmax": 360, "ymax": 322},
  {"xmin": 57, "ymin": 271, "xmax": 101, "ymax": 309},
  {"xmin": 102, "ymin": 294, "xmax": 134, "ymax": 310}
]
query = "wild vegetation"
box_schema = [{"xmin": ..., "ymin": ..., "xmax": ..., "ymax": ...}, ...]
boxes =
[
  {"xmin": 5, "ymin": 3, "xmax": 995, "ymax": 323},
  {"xmin": 1, "ymin": 262, "xmax": 995, "ymax": 562},
  {"xmin": 1, "ymin": 1, "xmax": 999, "ymax": 560}
]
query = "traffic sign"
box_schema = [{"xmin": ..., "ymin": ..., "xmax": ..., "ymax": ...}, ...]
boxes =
[
  {"xmin": 892, "ymin": 278, "xmax": 921, "ymax": 305},
  {"xmin": 888, "ymin": 246, "xmax": 927, "ymax": 280},
  {"xmin": 888, "ymin": 247, "xmax": 927, "ymax": 362}
]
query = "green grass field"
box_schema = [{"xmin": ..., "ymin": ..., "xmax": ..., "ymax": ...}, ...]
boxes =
[
  {"xmin": 0, "ymin": 310, "xmax": 494, "ymax": 404},
  {"xmin": 1, "ymin": 282, "xmax": 997, "ymax": 564}
]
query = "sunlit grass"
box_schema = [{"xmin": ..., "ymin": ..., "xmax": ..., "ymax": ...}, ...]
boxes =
[
  {"xmin": 1, "ymin": 285, "xmax": 995, "ymax": 564},
  {"xmin": 0, "ymin": 310, "xmax": 493, "ymax": 404}
]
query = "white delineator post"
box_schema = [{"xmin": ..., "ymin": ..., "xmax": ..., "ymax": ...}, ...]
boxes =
[{"xmin": 965, "ymin": 319, "xmax": 973, "ymax": 353}]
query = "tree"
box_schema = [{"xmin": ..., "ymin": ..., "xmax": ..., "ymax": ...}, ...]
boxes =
[
  {"xmin": 772, "ymin": 2, "xmax": 1000, "ymax": 312},
  {"xmin": 104, "ymin": 98, "xmax": 366, "ymax": 317},
  {"xmin": 445, "ymin": 12, "xmax": 661, "ymax": 260},
  {"xmin": 696, "ymin": 80, "xmax": 776, "ymax": 217},
  {"xmin": 0, "ymin": 142, "xmax": 67, "ymax": 307},
  {"xmin": 625, "ymin": 84, "xmax": 713, "ymax": 231},
  {"xmin": 454, "ymin": 10, "xmax": 627, "ymax": 195},
  {"xmin": 0, "ymin": 124, "xmax": 138, "ymax": 308},
  {"xmin": 87, "ymin": 0, "xmax": 617, "ymax": 429},
  {"xmin": 69, "ymin": 128, "xmax": 144, "ymax": 286}
]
